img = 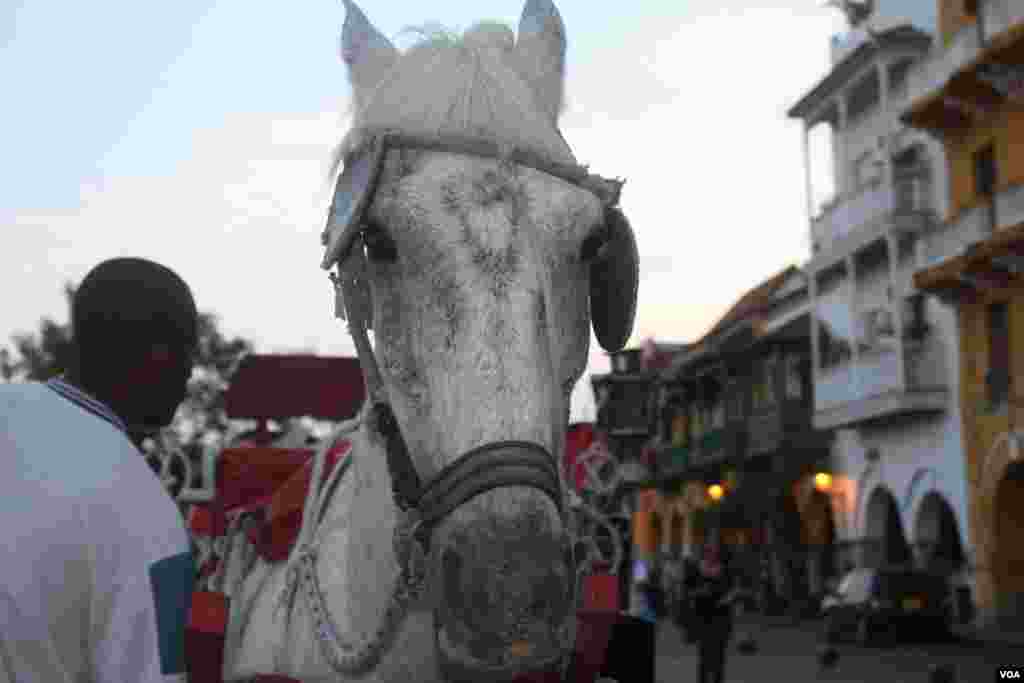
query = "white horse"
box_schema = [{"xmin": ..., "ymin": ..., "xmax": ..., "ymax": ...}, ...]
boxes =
[{"xmin": 219, "ymin": 0, "xmax": 638, "ymax": 680}]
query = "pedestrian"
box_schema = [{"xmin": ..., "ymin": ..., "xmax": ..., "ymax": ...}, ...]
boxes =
[
  {"xmin": 685, "ymin": 531, "xmax": 740, "ymax": 683},
  {"xmin": 0, "ymin": 257, "xmax": 199, "ymax": 682}
]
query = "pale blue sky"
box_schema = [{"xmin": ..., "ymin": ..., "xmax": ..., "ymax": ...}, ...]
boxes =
[{"xmin": 2, "ymin": 0, "xmax": 850, "ymax": 420}]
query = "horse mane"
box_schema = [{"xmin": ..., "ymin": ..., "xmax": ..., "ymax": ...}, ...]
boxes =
[{"xmin": 334, "ymin": 21, "xmax": 575, "ymax": 176}]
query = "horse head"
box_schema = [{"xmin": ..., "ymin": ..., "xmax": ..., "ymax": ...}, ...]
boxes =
[{"xmin": 323, "ymin": 1, "xmax": 638, "ymax": 678}]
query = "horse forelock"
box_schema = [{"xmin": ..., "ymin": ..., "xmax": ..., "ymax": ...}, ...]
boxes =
[{"xmin": 338, "ymin": 21, "xmax": 575, "ymax": 171}]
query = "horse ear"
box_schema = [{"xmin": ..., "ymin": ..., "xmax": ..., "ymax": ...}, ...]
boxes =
[
  {"xmin": 340, "ymin": 0, "xmax": 399, "ymax": 107},
  {"xmin": 515, "ymin": 0, "xmax": 567, "ymax": 122}
]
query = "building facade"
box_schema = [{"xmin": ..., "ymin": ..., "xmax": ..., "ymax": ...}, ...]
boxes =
[
  {"xmin": 647, "ymin": 267, "xmax": 838, "ymax": 610},
  {"xmin": 590, "ymin": 341, "xmax": 688, "ymax": 609},
  {"xmin": 904, "ymin": 0, "xmax": 1024, "ymax": 626},
  {"xmin": 787, "ymin": 9, "xmax": 973, "ymax": 588}
]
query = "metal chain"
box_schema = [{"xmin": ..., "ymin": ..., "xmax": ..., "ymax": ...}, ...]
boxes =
[{"xmin": 280, "ymin": 510, "xmax": 429, "ymax": 675}]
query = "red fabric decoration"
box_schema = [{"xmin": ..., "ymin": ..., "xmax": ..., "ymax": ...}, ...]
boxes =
[
  {"xmin": 216, "ymin": 447, "xmax": 314, "ymax": 512},
  {"xmin": 185, "ymin": 591, "xmax": 230, "ymax": 683},
  {"xmin": 581, "ymin": 573, "xmax": 620, "ymax": 613},
  {"xmin": 188, "ymin": 505, "xmax": 226, "ymax": 537},
  {"xmin": 256, "ymin": 440, "xmax": 352, "ymax": 562}
]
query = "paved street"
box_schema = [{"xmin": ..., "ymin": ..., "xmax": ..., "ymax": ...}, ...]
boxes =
[{"xmin": 653, "ymin": 616, "xmax": 1024, "ymax": 683}]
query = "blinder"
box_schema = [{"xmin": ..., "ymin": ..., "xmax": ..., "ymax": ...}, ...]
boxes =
[{"xmin": 321, "ymin": 130, "xmax": 639, "ymax": 353}]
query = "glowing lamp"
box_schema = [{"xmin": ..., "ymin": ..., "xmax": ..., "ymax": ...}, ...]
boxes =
[
  {"xmin": 814, "ymin": 472, "xmax": 833, "ymax": 492},
  {"xmin": 707, "ymin": 484, "xmax": 724, "ymax": 501}
]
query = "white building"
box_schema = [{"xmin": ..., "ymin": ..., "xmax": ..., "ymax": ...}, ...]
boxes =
[{"xmin": 787, "ymin": 7, "xmax": 975, "ymax": 580}]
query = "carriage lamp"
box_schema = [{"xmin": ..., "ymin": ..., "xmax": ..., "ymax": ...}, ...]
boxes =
[
  {"xmin": 707, "ymin": 483, "xmax": 724, "ymax": 502},
  {"xmin": 814, "ymin": 472, "xmax": 833, "ymax": 493}
]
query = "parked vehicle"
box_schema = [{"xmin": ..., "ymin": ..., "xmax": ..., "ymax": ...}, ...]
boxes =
[{"xmin": 822, "ymin": 567, "xmax": 953, "ymax": 645}]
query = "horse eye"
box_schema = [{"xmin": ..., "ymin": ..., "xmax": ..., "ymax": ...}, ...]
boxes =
[
  {"xmin": 363, "ymin": 223, "xmax": 398, "ymax": 263},
  {"xmin": 580, "ymin": 225, "xmax": 609, "ymax": 263}
]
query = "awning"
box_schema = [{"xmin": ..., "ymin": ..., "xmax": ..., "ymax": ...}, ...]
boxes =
[
  {"xmin": 914, "ymin": 219, "xmax": 1024, "ymax": 294},
  {"xmin": 903, "ymin": 22, "xmax": 1024, "ymax": 133}
]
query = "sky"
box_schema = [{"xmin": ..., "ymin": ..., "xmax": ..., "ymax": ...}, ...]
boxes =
[{"xmin": 1, "ymin": 0, "xmax": 848, "ymax": 422}]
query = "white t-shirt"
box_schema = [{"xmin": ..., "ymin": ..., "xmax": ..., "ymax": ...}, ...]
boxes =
[{"xmin": 0, "ymin": 380, "xmax": 193, "ymax": 683}]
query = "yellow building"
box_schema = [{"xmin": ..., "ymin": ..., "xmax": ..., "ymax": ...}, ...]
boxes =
[{"xmin": 905, "ymin": 0, "xmax": 1024, "ymax": 625}]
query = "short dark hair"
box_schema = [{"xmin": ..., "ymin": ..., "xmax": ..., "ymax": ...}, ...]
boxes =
[{"xmin": 72, "ymin": 258, "xmax": 198, "ymax": 365}]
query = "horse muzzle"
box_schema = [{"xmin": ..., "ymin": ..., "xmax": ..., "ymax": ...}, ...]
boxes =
[{"xmin": 433, "ymin": 525, "xmax": 575, "ymax": 682}]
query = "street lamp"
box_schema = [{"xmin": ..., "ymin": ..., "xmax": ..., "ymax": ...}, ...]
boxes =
[
  {"xmin": 707, "ymin": 483, "xmax": 724, "ymax": 502},
  {"xmin": 814, "ymin": 471, "xmax": 833, "ymax": 493}
]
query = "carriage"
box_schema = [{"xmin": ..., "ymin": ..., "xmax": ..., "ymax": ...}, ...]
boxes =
[{"xmin": 146, "ymin": 356, "xmax": 644, "ymax": 682}]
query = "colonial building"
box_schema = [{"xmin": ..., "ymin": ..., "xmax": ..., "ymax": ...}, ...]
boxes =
[
  {"xmin": 903, "ymin": 0, "xmax": 1024, "ymax": 626},
  {"xmin": 649, "ymin": 267, "xmax": 836, "ymax": 609},
  {"xmin": 787, "ymin": 6, "xmax": 972, "ymax": 586},
  {"xmin": 590, "ymin": 340, "xmax": 689, "ymax": 607}
]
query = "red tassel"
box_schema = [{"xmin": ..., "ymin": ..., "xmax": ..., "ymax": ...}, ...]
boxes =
[{"xmin": 185, "ymin": 591, "xmax": 230, "ymax": 683}]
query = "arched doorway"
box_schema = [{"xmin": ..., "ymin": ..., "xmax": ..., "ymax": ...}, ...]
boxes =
[
  {"xmin": 914, "ymin": 492, "xmax": 966, "ymax": 576},
  {"xmin": 864, "ymin": 487, "xmax": 912, "ymax": 568},
  {"xmin": 994, "ymin": 461, "xmax": 1024, "ymax": 621}
]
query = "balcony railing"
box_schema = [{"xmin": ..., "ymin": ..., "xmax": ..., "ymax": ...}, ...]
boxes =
[
  {"xmin": 658, "ymin": 446, "xmax": 690, "ymax": 477},
  {"xmin": 812, "ymin": 173, "xmax": 933, "ymax": 252},
  {"xmin": 815, "ymin": 349, "xmax": 903, "ymax": 413}
]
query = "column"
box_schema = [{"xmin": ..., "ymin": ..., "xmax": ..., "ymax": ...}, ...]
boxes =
[
  {"xmin": 803, "ymin": 123, "xmax": 816, "ymax": 224},
  {"xmin": 877, "ymin": 61, "xmax": 889, "ymax": 115},
  {"xmin": 886, "ymin": 233, "xmax": 908, "ymax": 391},
  {"xmin": 810, "ymin": 272, "xmax": 821, "ymax": 384},
  {"xmin": 846, "ymin": 256, "xmax": 860, "ymax": 395},
  {"xmin": 836, "ymin": 97, "xmax": 849, "ymax": 198}
]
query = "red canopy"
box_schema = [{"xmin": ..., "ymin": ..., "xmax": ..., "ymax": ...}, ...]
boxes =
[{"xmin": 224, "ymin": 354, "xmax": 365, "ymax": 421}]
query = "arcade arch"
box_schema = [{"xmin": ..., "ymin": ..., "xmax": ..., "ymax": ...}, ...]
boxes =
[
  {"xmin": 913, "ymin": 491, "xmax": 966, "ymax": 575},
  {"xmin": 994, "ymin": 461, "xmax": 1024, "ymax": 619},
  {"xmin": 980, "ymin": 431, "xmax": 1024, "ymax": 620},
  {"xmin": 864, "ymin": 486, "xmax": 912, "ymax": 568}
]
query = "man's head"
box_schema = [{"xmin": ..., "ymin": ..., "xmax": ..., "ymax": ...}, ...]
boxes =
[{"xmin": 70, "ymin": 257, "xmax": 198, "ymax": 431}]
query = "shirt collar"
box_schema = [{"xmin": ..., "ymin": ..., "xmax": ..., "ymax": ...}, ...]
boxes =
[{"xmin": 46, "ymin": 377, "xmax": 129, "ymax": 435}]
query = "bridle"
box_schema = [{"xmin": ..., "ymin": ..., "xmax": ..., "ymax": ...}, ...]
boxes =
[
  {"xmin": 324, "ymin": 129, "xmax": 624, "ymax": 555},
  {"xmin": 292, "ymin": 129, "xmax": 627, "ymax": 676}
]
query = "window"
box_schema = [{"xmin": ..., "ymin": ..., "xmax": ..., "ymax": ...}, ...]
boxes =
[
  {"xmin": 691, "ymin": 405, "xmax": 704, "ymax": 438},
  {"xmin": 727, "ymin": 382, "xmax": 745, "ymax": 420},
  {"xmin": 763, "ymin": 357, "xmax": 778, "ymax": 406},
  {"xmin": 987, "ymin": 302, "xmax": 1010, "ymax": 407},
  {"xmin": 785, "ymin": 354, "xmax": 805, "ymax": 400},
  {"xmin": 888, "ymin": 59, "xmax": 914, "ymax": 95},
  {"xmin": 975, "ymin": 144, "xmax": 997, "ymax": 197},
  {"xmin": 670, "ymin": 409, "xmax": 688, "ymax": 447},
  {"xmin": 712, "ymin": 400, "xmax": 725, "ymax": 429},
  {"xmin": 853, "ymin": 151, "xmax": 879, "ymax": 189},
  {"xmin": 819, "ymin": 325, "xmax": 852, "ymax": 369}
]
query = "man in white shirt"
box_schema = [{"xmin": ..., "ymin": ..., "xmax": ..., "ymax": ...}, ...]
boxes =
[{"xmin": 0, "ymin": 257, "xmax": 199, "ymax": 682}]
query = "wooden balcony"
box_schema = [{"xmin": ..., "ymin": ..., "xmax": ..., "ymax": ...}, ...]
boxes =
[{"xmin": 746, "ymin": 395, "xmax": 814, "ymax": 458}]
